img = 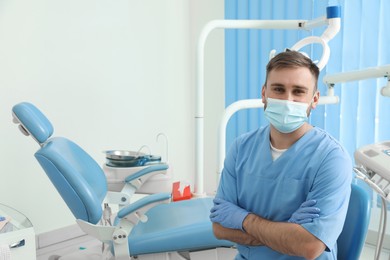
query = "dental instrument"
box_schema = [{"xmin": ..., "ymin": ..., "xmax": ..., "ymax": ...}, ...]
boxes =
[
  {"xmin": 354, "ymin": 142, "xmax": 390, "ymax": 193},
  {"xmin": 354, "ymin": 141, "xmax": 390, "ymax": 260},
  {"xmin": 195, "ymin": 6, "xmax": 341, "ymax": 195}
]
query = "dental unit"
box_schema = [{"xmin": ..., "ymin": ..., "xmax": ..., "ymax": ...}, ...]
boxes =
[
  {"xmin": 12, "ymin": 102, "xmax": 235, "ymax": 260},
  {"xmin": 354, "ymin": 142, "xmax": 390, "ymax": 260}
]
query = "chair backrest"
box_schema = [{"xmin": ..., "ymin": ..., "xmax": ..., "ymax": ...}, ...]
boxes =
[
  {"xmin": 12, "ymin": 102, "xmax": 108, "ymax": 224},
  {"xmin": 337, "ymin": 182, "xmax": 371, "ymax": 260}
]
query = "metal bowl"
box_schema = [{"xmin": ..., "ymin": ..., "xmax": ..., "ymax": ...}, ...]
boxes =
[
  {"xmin": 104, "ymin": 150, "xmax": 161, "ymax": 167},
  {"xmin": 104, "ymin": 150, "xmax": 145, "ymax": 160}
]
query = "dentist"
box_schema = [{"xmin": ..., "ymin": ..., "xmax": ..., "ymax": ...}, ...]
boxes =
[{"xmin": 210, "ymin": 50, "xmax": 352, "ymax": 259}]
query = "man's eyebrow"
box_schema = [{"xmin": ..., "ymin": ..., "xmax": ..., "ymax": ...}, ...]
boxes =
[
  {"xmin": 269, "ymin": 83, "xmax": 285, "ymax": 87},
  {"xmin": 268, "ymin": 84, "xmax": 310, "ymax": 91},
  {"xmin": 292, "ymin": 85, "xmax": 309, "ymax": 91}
]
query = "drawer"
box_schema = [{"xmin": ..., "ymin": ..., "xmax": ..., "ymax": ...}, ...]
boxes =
[{"xmin": 0, "ymin": 227, "xmax": 36, "ymax": 260}]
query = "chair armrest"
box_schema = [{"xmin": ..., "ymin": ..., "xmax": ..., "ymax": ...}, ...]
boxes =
[
  {"xmin": 117, "ymin": 192, "xmax": 171, "ymax": 225},
  {"xmin": 124, "ymin": 164, "xmax": 169, "ymax": 190}
]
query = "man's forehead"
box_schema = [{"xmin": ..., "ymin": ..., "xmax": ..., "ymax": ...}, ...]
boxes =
[{"xmin": 268, "ymin": 68, "xmax": 315, "ymax": 81}]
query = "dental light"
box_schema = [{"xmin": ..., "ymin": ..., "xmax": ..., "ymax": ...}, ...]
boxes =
[
  {"xmin": 381, "ymin": 77, "xmax": 390, "ymax": 97},
  {"xmin": 323, "ymin": 64, "xmax": 390, "ymax": 100}
]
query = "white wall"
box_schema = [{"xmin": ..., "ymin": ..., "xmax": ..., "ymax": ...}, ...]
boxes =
[{"xmin": 0, "ymin": 0, "xmax": 224, "ymax": 234}]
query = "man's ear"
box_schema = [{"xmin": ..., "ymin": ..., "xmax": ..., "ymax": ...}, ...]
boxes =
[
  {"xmin": 311, "ymin": 90, "xmax": 320, "ymax": 109},
  {"xmin": 261, "ymin": 85, "xmax": 266, "ymax": 104}
]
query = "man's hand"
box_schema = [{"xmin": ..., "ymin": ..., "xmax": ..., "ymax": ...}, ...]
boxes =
[
  {"xmin": 288, "ymin": 200, "xmax": 320, "ymax": 224},
  {"xmin": 210, "ymin": 198, "xmax": 249, "ymax": 231}
]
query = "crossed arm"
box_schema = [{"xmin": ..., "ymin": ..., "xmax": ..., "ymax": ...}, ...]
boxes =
[{"xmin": 211, "ymin": 199, "xmax": 326, "ymax": 260}]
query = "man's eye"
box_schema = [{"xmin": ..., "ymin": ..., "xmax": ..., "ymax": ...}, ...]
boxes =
[{"xmin": 294, "ymin": 90, "xmax": 306, "ymax": 95}]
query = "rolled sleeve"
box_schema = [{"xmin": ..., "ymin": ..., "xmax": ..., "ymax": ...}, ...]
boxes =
[{"xmin": 302, "ymin": 147, "xmax": 352, "ymax": 251}]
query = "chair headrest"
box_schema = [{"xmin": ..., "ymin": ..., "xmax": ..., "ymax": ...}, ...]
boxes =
[{"xmin": 12, "ymin": 102, "xmax": 54, "ymax": 145}]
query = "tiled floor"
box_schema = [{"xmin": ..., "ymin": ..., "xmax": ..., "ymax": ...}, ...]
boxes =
[
  {"xmin": 36, "ymin": 217, "xmax": 390, "ymax": 260},
  {"xmin": 37, "ymin": 238, "xmax": 390, "ymax": 260},
  {"xmin": 360, "ymin": 243, "xmax": 390, "ymax": 260}
]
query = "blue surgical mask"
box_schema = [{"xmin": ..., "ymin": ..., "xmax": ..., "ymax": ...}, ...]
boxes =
[{"xmin": 264, "ymin": 98, "xmax": 309, "ymax": 133}]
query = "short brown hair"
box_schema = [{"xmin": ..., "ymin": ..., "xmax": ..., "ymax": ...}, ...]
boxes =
[{"xmin": 264, "ymin": 50, "xmax": 320, "ymax": 92}]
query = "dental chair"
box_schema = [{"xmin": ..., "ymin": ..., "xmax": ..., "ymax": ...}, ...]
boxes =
[
  {"xmin": 12, "ymin": 102, "xmax": 235, "ymax": 260},
  {"xmin": 337, "ymin": 182, "xmax": 371, "ymax": 260}
]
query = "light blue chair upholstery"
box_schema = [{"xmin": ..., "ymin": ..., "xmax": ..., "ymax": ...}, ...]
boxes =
[
  {"xmin": 12, "ymin": 102, "xmax": 107, "ymax": 224},
  {"xmin": 337, "ymin": 182, "xmax": 371, "ymax": 260},
  {"xmin": 12, "ymin": 102, "xmax": 234, "ymax": 258}
]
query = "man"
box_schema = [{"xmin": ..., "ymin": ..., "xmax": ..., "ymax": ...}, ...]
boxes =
[{"xmin": 210, "ymin": 51, "xmax": 352, "ymax": 259}]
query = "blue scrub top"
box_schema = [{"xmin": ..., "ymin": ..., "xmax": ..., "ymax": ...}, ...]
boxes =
[{"xmin": 216, "ymin": 125, "xmax": 352, "ymax": 260}]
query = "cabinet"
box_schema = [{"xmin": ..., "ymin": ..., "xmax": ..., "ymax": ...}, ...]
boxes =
[{"xmin": 0, "ymin": 204, "xmax": 36, "ymax": 259}]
